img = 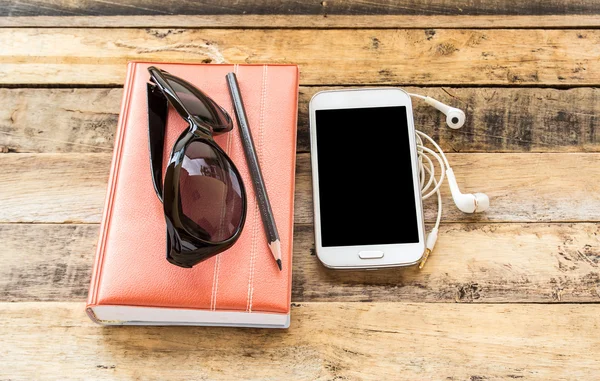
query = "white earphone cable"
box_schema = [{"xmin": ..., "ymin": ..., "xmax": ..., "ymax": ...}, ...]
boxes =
[
  {"xmin": 415, "ymin": 129, "xmax": 445, "ymax": 269},
  {"xmin": 416, "ymin": 132, "xmax": 444, "ymax": 220},
  {"xmin": 408, "ymin": 92, "xmax": 427, "ymax": 101},
  {"xmin": 409, "ymin": 91, "xmax": 489, "ymax": 267}
]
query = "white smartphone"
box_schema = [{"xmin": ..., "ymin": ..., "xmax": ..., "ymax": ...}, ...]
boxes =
[{"xmin": 309, "ymin": 88, "xmax": 425, "ymax": 269}]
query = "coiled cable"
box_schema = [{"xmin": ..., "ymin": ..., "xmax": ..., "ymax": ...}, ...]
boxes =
[{"xmin": 414, "ymin": 129, "xmax": 450, "ymax": 269}]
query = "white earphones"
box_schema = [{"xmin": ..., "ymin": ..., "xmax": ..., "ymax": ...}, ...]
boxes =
[
  {"xmin": 423, "ymin": 96, "xmax": 466, "ymax": 130},
  {"xmin": 407, "ymin": 92, "xmax": 490, "ymax": 268},
  {"xmin": 446, "ymin": 168, "xmax": 490, "ymax": 213},
  {"xmin": 409, "ymin": 93, "xmax": 489, "ymax": 214}
]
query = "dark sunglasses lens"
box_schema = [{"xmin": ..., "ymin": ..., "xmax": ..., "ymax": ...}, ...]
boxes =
[
  {"xmin": 179, "ymin": 141, "xmax": 244, "ymax": 243},
  {"xmin": 164, "ymin": 74, "xmax": 231, "ymax": 129}
]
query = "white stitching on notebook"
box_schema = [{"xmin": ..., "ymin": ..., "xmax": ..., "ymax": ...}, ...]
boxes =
[
  {"xmin": 246, "ymin": 167, "xmax": 258, "ymax": 311},
  {"xmin": 212, "ymin": 64, "xmax": 238, "ymax": 311},
  {"xmin": 246, "ymin": 211, "xmax": 256, "ymax": 312},
  {"xmin": 248, "ymin": 65, "xmax": 268, "ymax": 313},
  {"xmin": 212, "ymin": 254, "xmax": 221, "ymax": 311},
  {"xmin": 210, "ymin": 256, "xmax": 219, "ymax": 310}
]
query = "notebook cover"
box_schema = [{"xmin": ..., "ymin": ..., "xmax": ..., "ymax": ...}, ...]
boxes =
[{"xmin": 86, "ymin": 62, "xmax": 298, "ymax": 320}]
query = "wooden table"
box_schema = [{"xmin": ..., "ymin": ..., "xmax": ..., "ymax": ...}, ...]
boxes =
[{"xmin": 1, "ymin": 1, "xmax": 600, "ymax": 380}]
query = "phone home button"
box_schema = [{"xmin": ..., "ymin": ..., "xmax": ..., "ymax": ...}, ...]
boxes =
[{"xmin": 358, "ymin": 250, "xmax": 384, "ymax": 259}]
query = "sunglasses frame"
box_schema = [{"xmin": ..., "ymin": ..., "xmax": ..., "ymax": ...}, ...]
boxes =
[{"xmin": 146, "ymin": 66, "xmax": 247, "ymax": 268}]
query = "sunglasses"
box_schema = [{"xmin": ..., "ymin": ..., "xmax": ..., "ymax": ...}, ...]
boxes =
[{"xmin": 146, "ymin": 66, "xmax": 247, "ymax": 268}]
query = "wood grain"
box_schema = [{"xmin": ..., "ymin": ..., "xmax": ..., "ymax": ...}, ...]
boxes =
[
  {"xmin": 0, "ymin": 88, "xmax": 120, "ymax": 153},
  {"xmin": 299, "ymin": 87, "xmax": 600, "ymax": 154},
  {"xmin": 2, "ymin": 0, "xmax": 600, "ymax": 16},
  {"xmin": 0, "ymin": 153, "xmax": 110, "ymax": 223},
  {"xmin": 299, "ymin": 152, "xmax": 600, "ymax": 225},
  {"xmin": 4, "ymin": 15, "xmax": 600, "ymax": 28},
  {"xmin": 292, "ymin": 223, "xmax": 600, "ymax": 303},
  {"xmin": 2, "ymin": 3, "xmax": 599, "ymax": 377},
  {"xmin": 2, "ymin": 223, "xmax": 599, "ymax": 303},
  {"xmin": 0, "ymin": 153, "xmax": 598, "ymax": 224},
  {"xmin": 0, "ymin": 224, "xmax": 95, "ymax": 301},
  {"xmin": 3, "ymin": 87, "xmax": 600, "ymax": 154},
  {"xmin": 2, "ymin": 302, "xmax": 600, "ymax": 380},
  {"xmin": 1, "ymin": 28, "xmax": 599, "ymax": 86}
]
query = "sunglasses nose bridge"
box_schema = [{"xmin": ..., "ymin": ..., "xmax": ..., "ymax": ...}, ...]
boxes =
[{"xmin": 189, "ymin": 119, "xmax": 213, "ymax": 136}]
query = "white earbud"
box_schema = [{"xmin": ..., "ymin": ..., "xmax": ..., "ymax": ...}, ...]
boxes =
[
  {"xmin": 446, "ymin": 168, "xmax": 490, "ymax": 213},
  {"xmin": 424, "ymin": 96, "xmax": 465, "ymax": 129}
]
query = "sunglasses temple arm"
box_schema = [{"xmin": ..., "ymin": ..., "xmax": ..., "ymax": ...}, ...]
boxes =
[{"xmin": 147, "ymin": 83, "xmax": 168, "ymax": 202}]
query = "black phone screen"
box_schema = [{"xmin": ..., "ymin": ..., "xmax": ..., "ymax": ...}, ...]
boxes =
[{"xmin": 314, "ymin": 106, "xmax": 419, "ymax": 247}]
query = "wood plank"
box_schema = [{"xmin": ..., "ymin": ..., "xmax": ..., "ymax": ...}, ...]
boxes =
[
  {"xmin": 2, "ymin": 302, "xmax": 599, "ymax": 380},
  {"xmin": 4, "ymin": 15, "xmax": 600, "ymax": 28},
  {"xmin": 0, "ymin": 224, "xmax": 96, "ymax": 301},
  {"xmin": 0, "ymin": 153, "xmax": 111, "ymax": 223},
  {"xmin": 0, "ymin": 153, "xmax": 598, "ymax": 224},
  {"xmin": 292, "ymin": 223, "xmax": 600, "ymax": 303},
  {"xmin": 2, "ymin": 0, "xmax": 600, "ymax": 17},
  {"xmin": 3, "ymin": 87, "xmax": 600, "ymax": 154},
  {"xmin": 2, "ymin": 223, "xmax": 599, "ymax": 303},
  {"xmin": 0, "ymin": 88, "xmax": 120, "ymax": 153},
  {"xmin": 1, "ymin": 28, "xmax": 599, "ymax": 86},
  {"xmin": 299, "ymin": 87, "xmax": 600, "ymax": 154},
  {"xmin": 299, "ymin": 153, "xmax": 600, "ymax": 224}
]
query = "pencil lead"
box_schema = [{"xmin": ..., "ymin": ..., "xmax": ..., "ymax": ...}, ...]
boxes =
[{"xmin": 276, "ymin": 259, "xmax": 282, "ymax": 271}]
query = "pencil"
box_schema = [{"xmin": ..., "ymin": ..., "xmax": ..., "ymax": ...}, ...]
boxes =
[{"xmin": 226, "ymin": 72, "xmax": 282, "ymax": 271}]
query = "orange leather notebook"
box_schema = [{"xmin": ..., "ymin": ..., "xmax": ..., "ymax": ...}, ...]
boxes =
[{"xmin": 86, "ymin": 62, "xmax": 299, "ymax": 328}]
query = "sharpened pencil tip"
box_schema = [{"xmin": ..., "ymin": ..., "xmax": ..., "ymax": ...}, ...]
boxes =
[{"xmin": 268, "ymin": 240, "xmax": 282, "ymax": 270}]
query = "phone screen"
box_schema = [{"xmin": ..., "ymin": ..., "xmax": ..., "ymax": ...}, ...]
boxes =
[{"xmin": 315, "ymin": 106, "xmax": 419, "ymax": 247}]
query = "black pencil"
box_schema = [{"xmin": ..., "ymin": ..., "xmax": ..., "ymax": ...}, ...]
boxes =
[{"xmin": 226, "ymin": 72, "xmax": 282, "ymax": 271}]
